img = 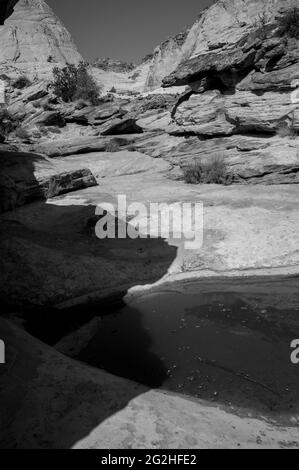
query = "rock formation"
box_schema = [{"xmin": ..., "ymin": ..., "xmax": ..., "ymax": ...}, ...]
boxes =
[
  {"xmin": 1, "ymin": 0, "xmax": 299, "ymax": 450},
  {"xmin": 0, "ymin": 0, "xmax": 298, "ymax": 185},
  {"xmin": 162, "ymin": 0, "xmax": 298, "ymax": 88},
  {"xmin": 0, "ymin": 0, "xmax": 298, "ymax": 93},
  {"xmin": 0, "ymin": 0, "xmax": 18, "ymax": 24},
  {"xmin": 94, "ymin": 0, "xmax": 299, "ymax": 92},
  {"xmin": 0, "ymin": 149, "xmax": 97, "ymax": 212},
  {"xmin": 0, "ymin": 0, "xmax": 82, "ymax": 79}
]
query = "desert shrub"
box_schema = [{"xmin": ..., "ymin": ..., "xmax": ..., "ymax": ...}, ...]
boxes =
[
  {"xmin": 12, "ymin": 75, "xmax": 31, "ymax": 89},
  {"xmin": 51, "ymin": 62, "xmax": 101, "ymax": 105},
  {"xmin": 278, "ymin": 8, "xmax": 299, "ymax": 39},
  {"xmin": 52, "ymin": 64, "xmax": 79, "ymax": 102},
  {"xmin": 74, "ymin": 62, "xmax": 101, "ymax": 104},
  {"xmin": 183, "ymin": 154, "xmax": 230, "ymax": 185}
]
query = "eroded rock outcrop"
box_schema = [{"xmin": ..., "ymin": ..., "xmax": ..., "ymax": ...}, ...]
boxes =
[
  {"xmin": 169, "ymin": 89, "xmax": 299, "ymax": 136},
  {"xmin": 1, "ymin": 0, "xmax": 298, "ymax": 187},
  {"xmin": 0, "ymin": 150, "xmax": 97, "ymax": 212},
  {"xmin": 0, "ymin": 0, "xmax": 18, "ymax": 24},
  {"xmin": 150, "ymin": 0, "xmax": 299, "ymax": 184},
  {"xmin": 163, "ymin": 0, "xmax": 299, "ymax": 88}
]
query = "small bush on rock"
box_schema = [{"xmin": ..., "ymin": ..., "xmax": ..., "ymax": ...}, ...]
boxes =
[
  {"xmin": 183, "ymin": 154, "xmax": 230, "ymax": 185},
  {"xmin": 51, "ymin": 62, "xmax": 101, "ymax": 105},
  {"xmin": 278, "ymin": 8, "xmax": 299, "ymax": 39},
  {"xmin": 74, "ymin": 62, "xmax": 101, "ymax": 104}
]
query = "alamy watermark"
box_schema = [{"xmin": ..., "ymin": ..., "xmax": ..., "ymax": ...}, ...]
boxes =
[
  {"xmin": 94, "ymin": 195, "xmax": 204, "ymax": 250},
  {"xmin": 291, "ymin": 339, "xmax": 299, "ymax": 365}
]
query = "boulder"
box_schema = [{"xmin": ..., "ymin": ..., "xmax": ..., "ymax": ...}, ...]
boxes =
[
  {"xmin": 0, "ymin": 150, "xmax": 97, "ymax": 212},
  {"xmin": 32, "ymin": 135, "xmax": 120, "ymax": 157}
]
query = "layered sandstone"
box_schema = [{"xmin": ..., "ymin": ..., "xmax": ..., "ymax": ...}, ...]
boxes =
[
  {"xmin": 0, "ymin": 0, "xmax": 82, "ymax": 79},
  {"xmin": 162, "ymin": 0, "xmax": 298, "ymax": 88},
  {"xmin": 0, "ymin": 0, "xmax": 18, "ymax": 24}
]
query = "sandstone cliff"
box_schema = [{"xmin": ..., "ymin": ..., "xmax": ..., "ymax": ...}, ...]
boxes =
[
  {"xmin": 0, "ymin": 0, "xmax": 82, "ymax": 79},
  {"xmin": 163, "ymin": 0, "xmax": 299, "ymax": 88},
  {"xmin": 91, "ymin": 0, "xmax": 299, "ymax": 93},
  {"xmin": 0, "ymin": 0, "xmax": 298, "ymax": 92},
  {"xmin": 0, "ymin": 0, "xmax": 18, "ymax": 24},
  {"xmin": 1, "ymin": 0, "xmax": 299, "ymax": 186}
]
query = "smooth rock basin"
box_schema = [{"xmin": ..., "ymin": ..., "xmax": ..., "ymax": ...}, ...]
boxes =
[{"xmin": 77, "ymin": 277, "xmax": 299, "ymax": 425}]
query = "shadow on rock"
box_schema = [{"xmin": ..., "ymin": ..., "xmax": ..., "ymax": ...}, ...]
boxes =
[
  {"xmin": 0, "ymin": 148, "xmax": 177, "ymax": 449},
  {"xmin": 0, "ymin": 318, "xmax": 167, "ymax": 449}
]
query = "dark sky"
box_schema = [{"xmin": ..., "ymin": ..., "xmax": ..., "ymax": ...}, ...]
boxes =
[{"xmin": 47, "ymin": 0, "xmax": 214, "ymax": 63}]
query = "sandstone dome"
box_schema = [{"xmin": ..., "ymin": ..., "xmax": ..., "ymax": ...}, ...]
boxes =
[{"xmin": 0, "ymin": 0, "xmax": 82, "ymax": 79}]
